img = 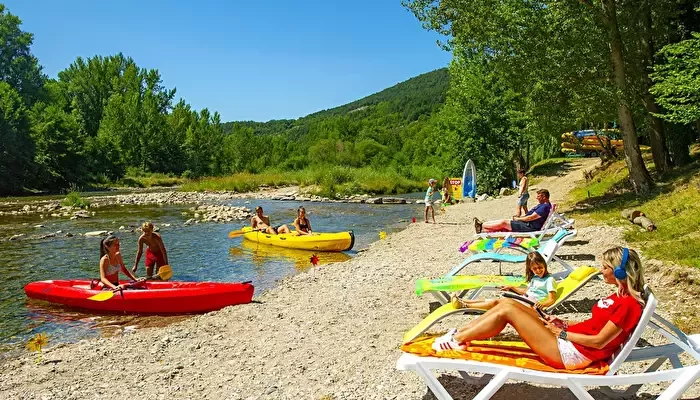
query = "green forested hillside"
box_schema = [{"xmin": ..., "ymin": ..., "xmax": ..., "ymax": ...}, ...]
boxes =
[
  {"xmin": 219, "ymin": 68, "xmax": 449, "ymax": 174},
  {"xmin": 0, "ymin": 0, "xmax": 454, "ymax": 196}
]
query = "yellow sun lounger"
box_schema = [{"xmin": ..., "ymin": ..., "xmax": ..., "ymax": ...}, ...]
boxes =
[{"xmin": 403, "ymin": 265, "xmax": 600, "ymax": 344}]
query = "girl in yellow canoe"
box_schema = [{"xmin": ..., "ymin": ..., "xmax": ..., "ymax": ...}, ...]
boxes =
[{"xmin": 293, "ymin": 206, "xmax": 313, "ymax": 236}]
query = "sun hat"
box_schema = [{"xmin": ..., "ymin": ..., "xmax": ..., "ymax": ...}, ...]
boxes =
[{"xmin": 429, "ymin": 178, "xmax": 437, "ymax": 185}]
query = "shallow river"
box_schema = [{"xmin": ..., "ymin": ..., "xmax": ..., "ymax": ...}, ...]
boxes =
[{"xmin": 0, "ymin": 195, "xmax": 425, "ymax": 352}]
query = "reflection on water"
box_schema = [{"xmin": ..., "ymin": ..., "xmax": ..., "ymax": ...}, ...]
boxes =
[
  {"xmin": 0, "ymin": 196, "xmax": 423, "ymax": 349},
  {"xmin": 236, "ymin": 239, "xmax": 352, "ymax": 271}
]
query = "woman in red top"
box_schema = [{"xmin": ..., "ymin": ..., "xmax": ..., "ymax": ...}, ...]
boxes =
[{"xmin": 432, "ymin": 246, "xmax": 645, "ymax": 370}]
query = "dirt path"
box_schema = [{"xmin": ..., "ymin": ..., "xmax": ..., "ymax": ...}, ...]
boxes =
[{"xmin": 1, "ymin": 158, "xmax": 698, "ymax": 400}]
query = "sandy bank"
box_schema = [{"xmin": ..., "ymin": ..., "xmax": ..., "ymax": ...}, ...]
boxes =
[{"xmin": 1, "ymin": 158, "xmax": 699, "ymax": 399}]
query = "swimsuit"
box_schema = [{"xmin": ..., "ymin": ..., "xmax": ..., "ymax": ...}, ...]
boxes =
[
  {"xmin": 297, "ymin": 218, "xmax": 309, "ymax": 232},
  {"xmin": 105, "ymin": 257, "xmax": 120, "ymax": 276},
  {"xmin": 145, "ymin": 247, "xmax": 166, "ymax": 267}
]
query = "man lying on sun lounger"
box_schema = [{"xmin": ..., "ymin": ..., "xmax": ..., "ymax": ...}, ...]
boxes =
[{"xmin": 474, "ymin": 189, "xmax": 551, "ymax": 234}]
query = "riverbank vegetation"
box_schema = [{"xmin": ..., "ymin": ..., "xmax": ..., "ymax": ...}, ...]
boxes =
[
  {"xmin": 404, "ymin": 0, "xmax": 700, "ymax": 195},
  {"xmin": 181, "ymin": 166, "xmax": 431, "ymax": 197},
  {"xmin": 561, "ymin": 145, "xmax": 700, "ymax": 268},
  {"xmin": 3, "ymin": 2, "xmax": 700, "ymax": 199}
]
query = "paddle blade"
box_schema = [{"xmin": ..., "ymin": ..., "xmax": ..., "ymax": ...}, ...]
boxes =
[
  {"xmin": 157, "ymin": 265, "xmax": 173, "ymax": 281},
  {"xmin": 88, "ymin": 291, "xmax": 115, "ymax": 301},
  {"xmin": 228, "ymin": 229, "xmax": 246, "ymax": 239}
]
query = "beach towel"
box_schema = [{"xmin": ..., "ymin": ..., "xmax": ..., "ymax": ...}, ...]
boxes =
[
  {"xmin": 459, "ymin": 237, "xmax": 540, "ymax": 253},
  {"xmin": 400, "ymin": 335, "xmax": 610, "ymax": 375}
]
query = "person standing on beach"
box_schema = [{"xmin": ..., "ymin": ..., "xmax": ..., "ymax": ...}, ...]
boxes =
[
  {"xmin": 424, "ymin": 178, "xmax": 438, "ymax": 223},
  {"xmin": 515, "ymin": 168, "xmax": 529, "ymax": 217},
  {"xmin": 441, "ymin": 176, "xmax": 453, "ymax": 205},
  {"xmin": 132, "ymin": 222, "xmax": 169, "ymax": 279}
]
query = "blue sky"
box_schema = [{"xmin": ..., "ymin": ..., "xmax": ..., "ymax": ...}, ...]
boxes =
[{"xmin": 5, "ymin": 0, "xmax": 451, "ymax": 122}]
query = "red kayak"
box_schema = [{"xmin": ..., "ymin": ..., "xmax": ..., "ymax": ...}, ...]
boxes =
[{"xmin": 24, "ymin": 280, "xmax": 254, "ymax": 314}]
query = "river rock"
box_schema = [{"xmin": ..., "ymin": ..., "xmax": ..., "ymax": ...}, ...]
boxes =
[
  {"xmin": 365, "ymin": 197, "xmax": 383, "ymax": 204},
  {"xmin": 382, "ymin": 197, "xmax": 406, "ymax": 204},
  {"xmin": 73, "ymin": 211, "xmax": 90, "ymax": 218},
  {"xmin": 34, "ymin": 224, "xmax": 45, "ymax": 228},
  {"xmin": 184, "ymin": 219, "xmax": 194, "ymax": 225},
  {"xmin": 85, "ymin": 230, "xmax": 109, "ymax": 237},
  {"xmin": 279, "ymin": 196, "xmax": 296, "ymax": 201},
  {"xmin": 9, "ymin": 234, "xmax": 25, "ymax": 241}
]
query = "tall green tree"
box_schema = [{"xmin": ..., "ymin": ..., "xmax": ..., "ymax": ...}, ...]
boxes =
[
  {"xmin": 0, "ymin": 5, "xmax": 44, "ymax": 105},
  {"xmin": 30, "ymin": 81, "xmax": 86, "ymax": 189},
  {"xmin": 0, "ymin": 81, "xmax": 34, "ymax": 193}
]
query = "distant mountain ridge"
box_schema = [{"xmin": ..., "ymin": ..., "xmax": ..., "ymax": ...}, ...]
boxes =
[{"xmin": 221, "ymin": 68, "xmax": 449, "ymax": 136}]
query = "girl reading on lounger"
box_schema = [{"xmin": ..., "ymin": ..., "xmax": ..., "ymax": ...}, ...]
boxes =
[
  {"xmin": 433, "ymin": 246, "xmax": 645, "ymax": 370},
  {"xmin": 451, "ymin": 251, "xmax": 556, "ymax": 311}
]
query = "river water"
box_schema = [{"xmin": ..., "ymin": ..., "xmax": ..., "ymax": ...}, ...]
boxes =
[{"xmin": 0, "ymin": 195, "xmax": 425, "ymax": 352}]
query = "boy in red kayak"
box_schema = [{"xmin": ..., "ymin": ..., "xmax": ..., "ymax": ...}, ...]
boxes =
[{"xmin": 132, "ymin": 222, "xmax": 169, "ymax": 279}]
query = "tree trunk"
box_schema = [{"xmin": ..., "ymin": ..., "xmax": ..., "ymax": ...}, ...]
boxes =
[
  {"xmin": 601, "ymin": 0, "xmax": 654, "ymax": 193},
  {"xmin": 640, "ymin": 0, "xmax": 671, "ymax": 172}
]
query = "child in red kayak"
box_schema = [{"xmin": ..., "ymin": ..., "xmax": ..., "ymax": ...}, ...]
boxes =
[
  {"xmin": 100, "ymin": 235, "xmax": 142, "ymax": 290},
  {"xmin": 132, "ymin": 222, "xmax": 169, "ymax": 279}
]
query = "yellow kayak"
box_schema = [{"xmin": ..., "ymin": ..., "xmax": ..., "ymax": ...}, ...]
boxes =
[{"xmin": 241, "ymin": 227, "xmax": 354, "ymax": 252}]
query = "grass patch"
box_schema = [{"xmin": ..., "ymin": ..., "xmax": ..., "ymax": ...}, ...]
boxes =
[
  {"xmin": 566, "ymin": 156, "xmax": 700, "ymax": 268},
  {"xmin": 180, "ymin": 166, "xmax": 428, "ymax": 197},
  {"xmin": 568, "ymin": 161, "xmax": 630, "ymax": 204},
  {"xmin": 61, "ymin": 191, "xmax": 91, "ymax": 208},
  {"xmin": 116, "ymin": 171, "xmax": 185, "ymax": 188},
  {"xmin": 527, "ymin": 157, "xmax": 573, "ymax": 186}
]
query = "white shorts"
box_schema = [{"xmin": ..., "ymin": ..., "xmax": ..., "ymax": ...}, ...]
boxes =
[
  {"xmin": 557, "ymin": 338, "xmax": 592, "ymax": 370},
  {"xmin": 425, "ymin": 200, "xmax": 434, "ymax": 208}
]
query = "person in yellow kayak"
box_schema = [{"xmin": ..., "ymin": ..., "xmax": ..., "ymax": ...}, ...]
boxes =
[
  {"xmin": 293, "ymin": 206, "xmax": 313, "ymax": 236},
  {"xmin": 132, "ymin": 222, "xmax": 169, "ymax": 279},
  {"xmin": 99, "ymin": 235, "xmax": 143, "ymax": 290},
  {"xmin": 251, "ymin": 206, "xmax": 290, "ymax": 234}
]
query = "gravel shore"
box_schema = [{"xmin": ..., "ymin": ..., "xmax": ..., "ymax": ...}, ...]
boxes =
[{"xmin": 1, "ymin": 158, "xmax": 699, "ymax": 400}]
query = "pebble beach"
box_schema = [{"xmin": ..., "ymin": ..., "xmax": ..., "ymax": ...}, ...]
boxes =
[{"xmin": 1, "ymin": 158, "xmax": 699, "ymax": 400}]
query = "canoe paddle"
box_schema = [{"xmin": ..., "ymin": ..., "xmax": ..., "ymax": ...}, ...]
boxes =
[
  {"xmin": 228, "ymin": 228, "xmax": 259, "ymax": 238},
  {"xmin": 88, "ymin": 266, "xmax": 173, "ymax": 301}
]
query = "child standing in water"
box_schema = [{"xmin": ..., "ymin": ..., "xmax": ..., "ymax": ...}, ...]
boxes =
[
  {"xmin": 515, "ymin": 168, "xmax": 529, "ymax": 217},
  {"xmin": 132, "ymin": 222, "xmax": 169, "ymax": 279},
  {"xmin": 451, "ymin": 251, "xmax": 557, "ymax": 311},
  {"xmin": 424, "ymin": 178, "xmax": 438, "ymax": 223}
]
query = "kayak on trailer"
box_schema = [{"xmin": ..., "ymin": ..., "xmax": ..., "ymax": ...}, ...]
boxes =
[
  {"xmin": 241, "ymin": 227, "xmax": 354, "ymax": 252},
  {"xmin": 24, "ymin": 280, "xmax": 254, "ymax": 314}
]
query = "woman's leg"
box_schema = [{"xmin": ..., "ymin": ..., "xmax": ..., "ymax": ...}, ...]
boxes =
[
  {"xmin": 424, "ymin": 206, "xmax": 429, "ymax": 222},
  {"xmin": 454, "ymin": 299, "xmax": 564, "ymax": 367},
  {"xmin": 458, "ymin": 298, "xmax": 502, "ymax": 310}
]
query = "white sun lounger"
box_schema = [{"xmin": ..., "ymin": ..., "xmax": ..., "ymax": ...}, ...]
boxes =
[
  {"xmin": 397, "ymin": 289, "xmax": 700, "ymax": 400},
  {"xmin": 475, "ymin": 203, "xmax": 575, "ymax": 242}
]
